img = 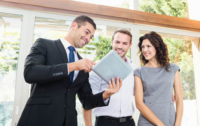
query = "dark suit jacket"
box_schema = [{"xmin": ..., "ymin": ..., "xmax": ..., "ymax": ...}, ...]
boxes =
[{"xmin": 17, "ymin": 38, "xmax": 107, "ymax": 126}]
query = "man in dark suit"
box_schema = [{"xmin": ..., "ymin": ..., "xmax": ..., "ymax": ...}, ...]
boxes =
[{"xmin": 17, "ymin": 15, "xmax": 122, "ymax": 126}]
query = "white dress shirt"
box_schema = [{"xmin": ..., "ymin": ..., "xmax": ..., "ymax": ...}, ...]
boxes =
[
  {"xmin": 60, "ymin": 38, "xmax": 79, "ymax": 82},
  {"xmin": 89, "ymin": 57, "xmax": 137, "ymax": 117}
]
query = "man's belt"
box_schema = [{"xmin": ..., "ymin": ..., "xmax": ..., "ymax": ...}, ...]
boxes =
[{"xmin": 96, "ymin": 116, "xmax": 132, "ymax": 123}]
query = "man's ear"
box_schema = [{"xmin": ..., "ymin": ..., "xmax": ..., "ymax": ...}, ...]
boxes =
[
  {"xmin": 129, "ymin": 42, "xmax": 132, "ymax": 49},
  {"xmin": 71, "ymin": 22, "xmax": 78, "ymax": 30},
  {"xmin": 111, "ymin": 39, "xmax": 113, "ymax": 46}
]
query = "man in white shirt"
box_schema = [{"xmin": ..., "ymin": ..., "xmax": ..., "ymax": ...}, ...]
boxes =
[{"xmin": 83, "ymin": 29, "xmax": 137, "ymax": 126}]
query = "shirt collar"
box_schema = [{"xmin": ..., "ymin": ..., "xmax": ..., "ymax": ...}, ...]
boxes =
[
  {"xmin": 125, "ymin": 56, "xmax": 132, "ymax": 65},
  {"xmin": 60, "ymin": 38, "xmax": 77, "ymax": 52}
]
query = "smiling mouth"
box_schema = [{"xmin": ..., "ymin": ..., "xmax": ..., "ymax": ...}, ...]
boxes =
[
  {"xmin": 81, "ymin": 39, "xmax": 86, "ymax": 45},
  {"xmin": 144, "ymin": 54, "xmax": 150, "ymax": 57},
  {"xmin": 116, "ymin": 49, "xmax": 124, "ymax": 54}
]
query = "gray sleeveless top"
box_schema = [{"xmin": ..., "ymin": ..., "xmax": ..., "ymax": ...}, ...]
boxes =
[{"xmin": 134, "ymin": 63, "xmax": 180, "ymax": 126}]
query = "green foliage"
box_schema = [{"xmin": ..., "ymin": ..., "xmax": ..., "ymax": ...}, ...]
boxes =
[
  {"xmin": 179, "ymin": 51, "xmax": 195, "ymax": 99},
  {"xmin": 0, "ymin": 63, "xmax": 17, "ymax": 75},
  {"xmin": 90, "ymin": 36, "xmax": 112, "ymax": 61},
  {"xmin": 164, "ymin": 37, "xmax": 195, "ymax": 100},
  {"xmin": 164, "ymin": 38, "xmax": 185, "ymax": 63},
  {"xmin": 0, "ymin": 41, "xmax": 19, "ymax": 75},
  {"xmin": 81, "ymin": 46, "xmax": 96, "ymax": 51},
  {"xmin": 88, "ymin": 35, "xmax": 131, "ymax": 61},
  {"xmin": 0, "ymin": 63, "xmax": 10, "ymax": 75},
  {"xmin": 139, "ymin": 0, "xmax": 188, "ymax": 18}
]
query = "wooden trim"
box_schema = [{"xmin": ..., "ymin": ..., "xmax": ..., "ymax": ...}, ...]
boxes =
[{"xmin": 1, "ymin": 0, "xmax": 200, "ymax": 32}]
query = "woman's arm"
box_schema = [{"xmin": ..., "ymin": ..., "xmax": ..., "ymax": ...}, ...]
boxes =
[
  {"xmin": 135, "ymin": 75, "xmax": 165, "ymax": 126},
  {"xmin": 174, "ymin": 71, "xmax": 183, "ymax": 126},
  {"xmin": 82, "ymin": 108, "xmax": 93, "ymax": 126}
]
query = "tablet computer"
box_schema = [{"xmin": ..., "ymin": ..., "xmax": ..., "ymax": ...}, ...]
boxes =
[{"xmin": 92, "ymin": 50, "xmax": 133, "ymax": 84}]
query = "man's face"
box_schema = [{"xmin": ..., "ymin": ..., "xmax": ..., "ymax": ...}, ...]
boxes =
[
  {"xmin": 72, "ymin": 22, "xmax": 95, "ymax": 48},
  {"xmin": 111, "ymin": 32, "xmax": 132, "ymax": 59}
]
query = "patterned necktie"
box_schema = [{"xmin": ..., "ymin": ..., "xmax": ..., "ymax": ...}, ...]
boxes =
[{"xmin": 68, "ymin": 46, "xmax": 75, "ymax": 84}]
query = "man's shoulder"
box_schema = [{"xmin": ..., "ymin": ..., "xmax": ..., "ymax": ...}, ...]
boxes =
[
  {"xmin": 33, "ymin": 38, "xmax": 60, "ymax": 48},
  {"xmin": 35, "ymin": 38, "xmax": 58, "ymax": 44}
]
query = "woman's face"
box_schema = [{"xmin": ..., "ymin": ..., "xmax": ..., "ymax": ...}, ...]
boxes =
[{"xmin": 141, "ymin": 39, "xmax": 157, "ymax": 61}]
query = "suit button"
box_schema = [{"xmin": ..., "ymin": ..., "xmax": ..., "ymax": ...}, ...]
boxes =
[
  {"xmin": 64, "ymin": 105, "xmax": 66, "ymax": 108},
  {"xmin": 68, "ymin": 89, "xmax": 70, "ymax": 91}
]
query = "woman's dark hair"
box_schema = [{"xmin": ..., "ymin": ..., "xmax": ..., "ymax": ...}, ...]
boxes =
[{"xmin": 138, "ymin": 31, "xmax": 170, "ymax": 71}]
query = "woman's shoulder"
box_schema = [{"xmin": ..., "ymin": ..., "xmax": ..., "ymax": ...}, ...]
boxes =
[
  {"xmin": 169, "ymin": 63, "xmax": 180, "ymax": 74},
  {"xmin": 134, "ymin": 67, "xmax": 142, "ymax": 78},
  {"xmin": 134, "ymin": 67, "xmax": 142, "ymax": 72},
  {"xmin": 169, "ymin": 63, "xmax": 179, "ymax": 68}
]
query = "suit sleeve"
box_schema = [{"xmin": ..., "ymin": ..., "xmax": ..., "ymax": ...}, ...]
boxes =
[
  {"xmin": 24, "ymin": 38, "xmax": 69, "ymax": 84},
  {"xmin": 77, "ymin": 74, "xmax": 107, "ymax": 110}
]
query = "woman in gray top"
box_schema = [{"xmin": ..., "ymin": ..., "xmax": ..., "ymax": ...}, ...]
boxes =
[{"xmin": 134, "ymin": 31, "xmax": 183, "ymax": 126}]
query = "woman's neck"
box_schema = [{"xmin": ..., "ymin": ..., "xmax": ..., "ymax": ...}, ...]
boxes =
[{"xmin": 145, "ymin": 59, "xmax": 161, "ymax": 68}]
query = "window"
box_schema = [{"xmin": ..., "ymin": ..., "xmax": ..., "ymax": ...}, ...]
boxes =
[
  {"xmin": 0, "ymin": 12, "xmax": 22, "ymax": 126},
  {"xmin": 34, "ymin": 17, "xmax": 70, "ymax": 41}
]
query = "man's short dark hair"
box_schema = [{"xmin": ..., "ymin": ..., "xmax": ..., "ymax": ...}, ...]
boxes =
[
  {"xmin": 112, "ymin": 29, "xmax": 132, "ymax": 43},
  {"xmin": 72, "ymin": 15, "xmax": 96, "ymax": 29}
]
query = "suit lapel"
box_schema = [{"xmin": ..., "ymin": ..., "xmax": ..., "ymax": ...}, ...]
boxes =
[
  {"xmin": 55, "ymin": 39, "xmax": 68, "ymax": 63},
  {"xmin": 77, "ymin": 53, "xmax": 82, "ymax": 60},
  {"xmin": 55, "ymin": 39, "xmax": 70, "ymax": 87}
]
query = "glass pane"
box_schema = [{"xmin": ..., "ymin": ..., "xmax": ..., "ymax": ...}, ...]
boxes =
[
  {"xmin": 188, "ymin": 0, "xmax": 200, "ymax": 21},
  {"xmin": 0, "ymin": 12, "xmax": 22, "ymax": 126},
  {"xmin": 139, "ymin": 0, "xmax": 189, "ymax": 18},
  {"xmin": 140, "ymin": 30, "xmax": 199, "ymax": 126},
  {"xmin": 73, "ymin": 0, "xmax": 133, "ymax": 9},
  {"xmin": 34, "ymin": 17, "xmax": 70, "ymax": 41}
]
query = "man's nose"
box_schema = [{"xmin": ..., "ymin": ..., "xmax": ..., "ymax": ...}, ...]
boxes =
[
  {"xmin": 117, "ymin": 43, "xmax": 123, "ymax": 48},
  {"xmin": 86, "ymin": 35, "xmax": 90, "ymax": 42}
]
